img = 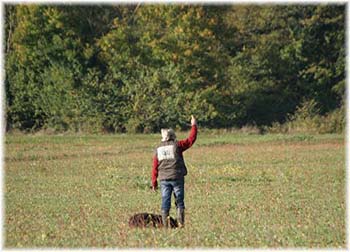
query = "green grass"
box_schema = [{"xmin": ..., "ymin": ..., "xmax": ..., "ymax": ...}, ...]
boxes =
[{"xmin": 4, "ymin": 132, "xmax": 346, "ymax": 248}]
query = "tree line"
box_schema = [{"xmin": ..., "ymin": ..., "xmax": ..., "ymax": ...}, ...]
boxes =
[{"xmin": 5, "ymin": 4, "xmax": 345, "ymax": 133}]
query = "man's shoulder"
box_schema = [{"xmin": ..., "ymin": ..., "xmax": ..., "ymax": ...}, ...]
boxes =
[{"xmin": 158, "ymin": 140, "xmax": 176, "ymax": 146}]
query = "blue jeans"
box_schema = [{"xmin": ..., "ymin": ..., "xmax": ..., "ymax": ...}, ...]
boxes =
[{"xmin": 160, "ymin": 178, "xmax": 185, "ymax": 211}]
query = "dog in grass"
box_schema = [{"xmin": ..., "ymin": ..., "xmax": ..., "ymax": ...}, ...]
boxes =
[{"xmin": 129, "ymin": 213, "xmax": 178, "ymax": 228}]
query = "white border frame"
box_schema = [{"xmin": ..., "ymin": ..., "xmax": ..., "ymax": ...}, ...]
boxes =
[{"xmin": 0, "ymin": 1, "xmax": 348, "ymax": 252}]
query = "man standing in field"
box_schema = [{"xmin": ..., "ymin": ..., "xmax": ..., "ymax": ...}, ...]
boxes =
[{"xmin": 151, "ymin": 115, "xmax": 197, "ymax": 228}]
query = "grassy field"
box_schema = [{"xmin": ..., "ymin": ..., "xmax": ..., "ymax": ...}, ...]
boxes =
[{"xmin": 4, "ymin": 131, "xmax": 346, "ymax": 248}]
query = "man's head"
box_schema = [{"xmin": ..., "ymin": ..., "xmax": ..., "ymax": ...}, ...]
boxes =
[{"xmin": 161, "ymin": 128, "xmax": 176, "ymax": 142}]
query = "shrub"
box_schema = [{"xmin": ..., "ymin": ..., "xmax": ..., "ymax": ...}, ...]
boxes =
[{"xmin": 268, "ymin": 100, "xmax": 345, "ymax": 134}]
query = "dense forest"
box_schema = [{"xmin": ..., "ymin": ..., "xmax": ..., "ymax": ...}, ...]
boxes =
[{"xmin": 4, "ymin": 4, "xmax": 345, "ymax": 133}]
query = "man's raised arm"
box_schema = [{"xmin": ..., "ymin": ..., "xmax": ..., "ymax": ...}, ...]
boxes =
[{"xmin": 178, "ymin": 115, "xmax": 197, "ymax": 152}]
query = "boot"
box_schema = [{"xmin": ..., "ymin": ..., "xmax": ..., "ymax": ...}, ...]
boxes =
[
  {"xmin": 177, "ymin": 208, "xmax": 185, "ymax": 228},
  {"xmin": 161, "ymin": 210, "xmax": 169, "ymax": 228}
]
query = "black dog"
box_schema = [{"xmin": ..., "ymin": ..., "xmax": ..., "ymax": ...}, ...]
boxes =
[{"xmin": 129, "ymin": 213, "xmax": 178, "ymax": 228}]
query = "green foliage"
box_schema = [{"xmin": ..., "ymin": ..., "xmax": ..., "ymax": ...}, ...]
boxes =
[
  {"xmin": 225, "ymin": 5, "xmax": 345, "ymax": 127},
  {"xmin": 5, "ymin": 4, "xmax": 345, "ymax": 133},
  {"xmin": 298, "ymin": 5, "xmax": 345, "ymax": 113},
  {"xmin": 268, "ymin": 99, "xmax": 345, "ymax": 134}
]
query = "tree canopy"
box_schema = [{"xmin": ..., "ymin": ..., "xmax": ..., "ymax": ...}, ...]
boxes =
[{"xmin": 5, "ymin": 4, "xmax": 345, "ymax": 133}]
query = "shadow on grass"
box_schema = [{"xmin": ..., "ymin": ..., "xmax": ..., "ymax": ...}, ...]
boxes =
[
  {"xmin": 210, "ymin": 175, "xmax": 273, "ymax": 185},
  {"xmin": 5, "ymin": 151, "xmax": 117, "ymax": 163}
]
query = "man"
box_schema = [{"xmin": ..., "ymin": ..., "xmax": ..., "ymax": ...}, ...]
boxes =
[{"xmin": 151, "ymin": 115, "xmax": 197, "ymax": 228}]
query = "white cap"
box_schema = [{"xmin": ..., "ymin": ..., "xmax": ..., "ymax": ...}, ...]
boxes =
[{"xmin": 161, "ymin": 128, "xmax": 176, "ymax": 141}]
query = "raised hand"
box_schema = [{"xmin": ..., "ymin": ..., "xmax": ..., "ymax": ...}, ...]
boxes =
[{"xmin": 191, "ymin": 115, "xmax": 196, "ymax": 126}]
